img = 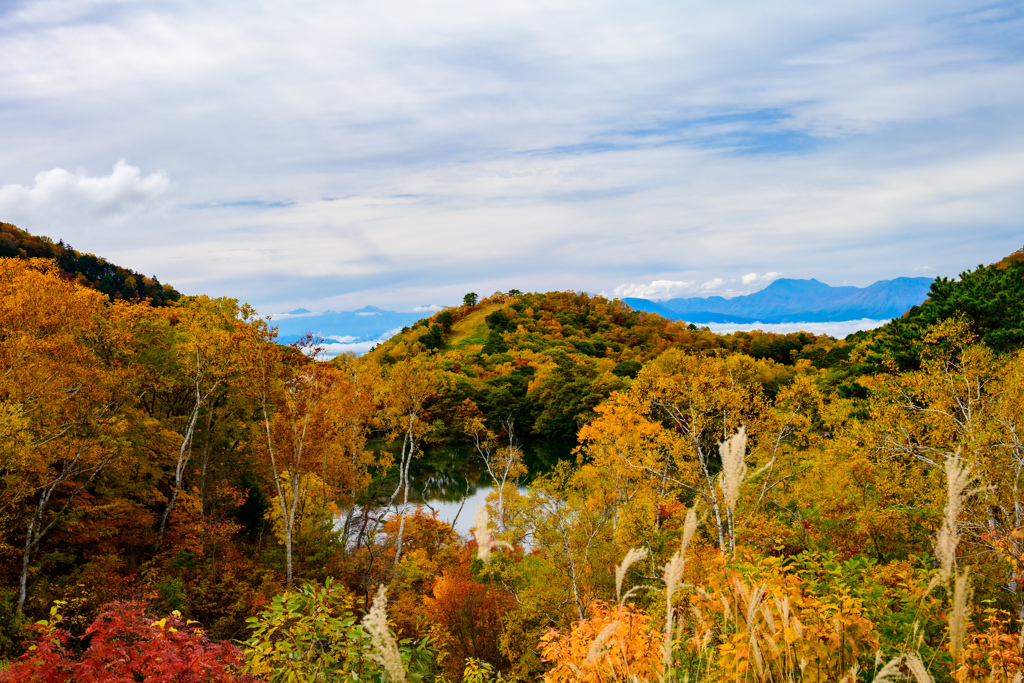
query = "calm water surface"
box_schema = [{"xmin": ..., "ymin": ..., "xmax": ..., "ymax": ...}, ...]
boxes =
[{"xmin": 371, "ymin": 440, "xmax": 574, "ymax": 537}]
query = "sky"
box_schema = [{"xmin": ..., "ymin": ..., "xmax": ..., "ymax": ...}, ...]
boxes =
[{"xmin": 0, "ymin": 0, "xmax": 1021, "ymax": 314}]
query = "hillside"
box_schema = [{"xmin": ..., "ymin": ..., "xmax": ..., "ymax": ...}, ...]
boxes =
[
  {"xmin": 0, "ymin": 222, "xmax": 180, "ymax": 306},
  {"xmin": 6, "ymin": 246, "xmax": 1024, "ymax": 682},
  {"xmin": 367, "ymin": 290, "xmax": 848, "ymax": 441},
  {"xmin": 867, "ymin": 246, "xmax": 1024, "ymax": 369}
]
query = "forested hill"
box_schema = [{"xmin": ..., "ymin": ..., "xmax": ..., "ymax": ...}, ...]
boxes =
[
  {"xmin": 0, "ymin": 222, "xmax": 180, "ymax": 306},
  {"xmin": 7, "ymin": 242, "xmax": 1024, "ymax": 682},
  {"xmin": 867, "ymin": 246, "xmax": 1024, "ymax": 369},
  {"xmin": 367, "ymin": 290, "xmax": 856, "ymax": 441},
  {"xmin": 369, "ymin": 248, "xmax": 1024, "ymax": 440}
]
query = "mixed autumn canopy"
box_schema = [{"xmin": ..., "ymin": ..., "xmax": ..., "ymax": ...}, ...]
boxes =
[{"xmin": 2, "ymin": 231, "xmax": 1024, "ymax": 683}]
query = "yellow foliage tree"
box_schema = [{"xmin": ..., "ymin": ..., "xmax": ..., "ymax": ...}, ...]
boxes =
[
  {"xmin": 539, "ymin": 601, "xmax": 663, "ymax": 683},
  {"xmin": 0, "ymin": 259, "xmax": 141, "ymax": 613}
]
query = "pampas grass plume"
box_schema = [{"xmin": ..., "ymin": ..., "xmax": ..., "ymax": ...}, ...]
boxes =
[
  {"xmin": 362, "ymin": 586, "xmax": 406, "ymax": 683},
  {"xmin": 949, "ymin": 568, "xmax": 973, "ymax": 664},
  {"xmin": 662, "ymin": 505, "xmax": 699, "ymax": 671},
  {"xmin": 905, "ymin": 653, "xmax": 935, "ymax": 683},
  {"xmin": 586, "ymin": 621, "xmax": 621, "ymax": 664},
  {"xmin": 936, "ymin": 451, "xmax": 974, "ymax": 584},
  {"xmin": 871, "ymin": 655, "xmax": 907, "ymax": 683},
  {"xmin": 474, "ymin": 505, "xmax": 512, "ymax": 565},
  {"xmin": 719, "ymin": 426, "xmax": 748, "ymax": 514},
  {"xmin": 616, "ymin": 548, "xmax": 648, "ymax": 603}
]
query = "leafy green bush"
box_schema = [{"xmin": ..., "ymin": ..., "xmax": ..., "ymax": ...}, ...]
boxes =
[{"xmin": 242, "ymin": 578, "xmax": 436, "ymax": 682}]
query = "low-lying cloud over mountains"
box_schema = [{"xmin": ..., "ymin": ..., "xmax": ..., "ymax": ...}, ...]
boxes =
[{"xmin": 623, "ymin": 277, "xmax": 932, "ymax": 324}]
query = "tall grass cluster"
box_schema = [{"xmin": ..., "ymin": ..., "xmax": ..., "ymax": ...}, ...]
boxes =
[{"xmin": 527, "ymin": 440, "xmax": 1023, "ymax": 683}]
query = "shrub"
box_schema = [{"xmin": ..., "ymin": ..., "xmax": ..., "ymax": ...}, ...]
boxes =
[{"xmin": 0, "ymin": 600, "xmax": 252, "ymax": 682}]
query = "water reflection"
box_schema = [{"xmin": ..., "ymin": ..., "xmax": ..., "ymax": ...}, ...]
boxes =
[{"xmin": 366, "ymin": 440, "xmax": 574, "ymax": 537}]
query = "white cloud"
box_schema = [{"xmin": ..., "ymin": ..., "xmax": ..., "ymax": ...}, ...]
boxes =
[
  {"xmin": 404, "ymin": 304, "xmax": 444, "ymax": 313},
  {"xmin": 703, "ymin": 319, "xmax": 890, "ymax": 338},
  {"xmin": 611, "ymin": 275, "xmax": 773, "ymax": 301},
  {"xmin": 700, "ymin": 278, "xmax": 725, "ymax": 291},
  {"xmin": 317, "ymin": 329, "xmax": 402, "ymax": 358},
  {"xmin": 742, "ymin": 272, "xmax": 783, "ymax": 286},
  {"xmin": 0, "ymin": 160, "xmax": 169, "ymax": 223},
  {"xmin": 611, "ymin": 279, "xmax": 697, "ymax": 300}
]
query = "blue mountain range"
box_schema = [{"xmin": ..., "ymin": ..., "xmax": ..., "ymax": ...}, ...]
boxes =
[{"xmin": 623, "ymin": 277, "xmax": 933, "ymax": 324}]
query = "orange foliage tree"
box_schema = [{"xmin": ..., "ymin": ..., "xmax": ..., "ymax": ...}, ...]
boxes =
[
  {"xmin": 422, "ymin": 564, "xmax": 515, "ymax": 679},
  {"xmin": 539, "ymin": 601, "xmax": 663, "ymax": 683},
  {"xmin": 0, "ymin": 259, "xmax": 143, "ymax": 614}
]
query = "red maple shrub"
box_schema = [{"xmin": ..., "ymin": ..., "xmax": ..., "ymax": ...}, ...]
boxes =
[{"xmin": 1, "ymin": 601, "xmax": 256, "ymax": 683}]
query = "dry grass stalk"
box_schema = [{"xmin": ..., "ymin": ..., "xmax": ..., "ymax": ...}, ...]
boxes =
[
  {"xmin": 904, "ymin": 653, "xmax": 935, "ymax": 683},
  {"xmin": 719, "ymin": 426, "xmax": 748, "ymax": 515},
  {"xmin": 872, "ymin": 655, "xmax": 908, "ymax": 683},
  {"xmin": 662, "ymin": 551, "xmax": 685, "ymax": 672},
  {"xmin": 680, "ymin": 506, "xmax": 698, "ymax": 559},
  {"xmin": 936, "ymin": 451, "xmax": 974, "ymax": 584},
  {"xmin": 662, "ymin": 506, "xmax": 699, "ymax": 672},
  {"xmin": 691, "ymin": 605, "xmax": 713, "ymax": 649},
  {"xmin": 616, "ymin": 548, "xmax": 648, "ymax": 603},
  {"xmin": 473, "ymin": 505, "xmax": 512, "ymax": 566},
  {"xmin": 774, "ymin": 595, "xmax": 803, "ymax": 641},
  {"xmin": 742, "ymin": 583, "xmax": 768, "ymax": 677},
  {"xmin": 362, "ymin": 586, "xmax": 406, "ymax": 683},
  {"xmin": 949, "ymin": 568, "xmax": 974, "ymax": 664},
  {"xmin": 841, "ymin": 663, "xmax": 861, "ymax": 683},
  {"xmin": 586, "ymin": 621, "xmax": 621, "ymax": 664}
]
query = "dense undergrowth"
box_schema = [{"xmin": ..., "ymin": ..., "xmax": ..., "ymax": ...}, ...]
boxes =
[{"xmin": 2, "ymin": 228, "xmax": 1024, "ymax": 682}]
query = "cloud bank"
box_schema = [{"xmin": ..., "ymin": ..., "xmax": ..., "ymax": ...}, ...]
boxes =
[
  {"xmin": 0, "ymin": 1, "xmax": 1020, "ymax": 311},
  {"xmin": 611, "ymin": 273, "xmax": 783, "ymax": 300},
  {"xmin": 704, "ymin": 319, "xmax": 891, "ymax": 339}
]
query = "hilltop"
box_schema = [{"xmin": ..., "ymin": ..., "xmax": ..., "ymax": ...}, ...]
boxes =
[
  {"xmin": 367, "ymin": 290, "xmax": 848, "ymax": 441},
  {"xmin": 0, "ymin": 222, "xmax": 180, "ymax": 306},
  {"xmin": 271, "ymin": 277, "xmax": 933, "ymax": 352}
]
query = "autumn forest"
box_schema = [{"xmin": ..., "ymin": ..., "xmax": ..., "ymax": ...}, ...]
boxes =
[{"xmin": 3, "ymin": 221, "xmax": 1024, "ymax": 683}]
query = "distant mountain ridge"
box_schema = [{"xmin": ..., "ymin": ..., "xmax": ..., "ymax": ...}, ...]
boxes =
[{"xmin": 623, "ymin": 277, "xmax": 933, "ymax": 324}]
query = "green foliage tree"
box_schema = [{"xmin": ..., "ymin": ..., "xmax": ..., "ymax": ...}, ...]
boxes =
[
  {"xmin": 243, "ymin": 578, "xmax": 436, "ymax": 682},
  {"xmin": 436, "ymin": 310, "xmax": 454, "ymax": 333},
  {"xmin": 868, "ymin": 247, "xmax": 1024, "ymax": 370}
]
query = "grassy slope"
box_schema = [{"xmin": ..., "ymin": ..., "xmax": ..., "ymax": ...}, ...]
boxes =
[{"xmin": 446, "ymin": 304, "xmax": 500, "ymax": 351}]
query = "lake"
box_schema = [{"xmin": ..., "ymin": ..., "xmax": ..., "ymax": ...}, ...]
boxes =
[{"xmin": 365, "ymin": 440, "xmax": 574, "ymax": 537}]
